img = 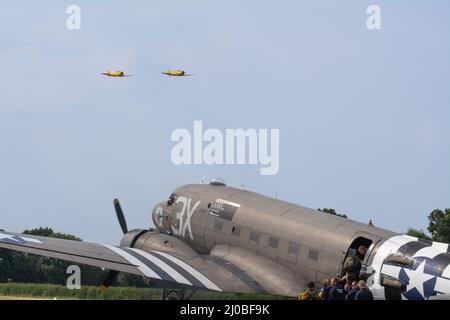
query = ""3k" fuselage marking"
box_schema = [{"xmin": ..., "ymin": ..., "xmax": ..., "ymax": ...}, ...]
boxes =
[{"xmin": 171, "ymin": 196, "xmax": 200, "ymax": 240}]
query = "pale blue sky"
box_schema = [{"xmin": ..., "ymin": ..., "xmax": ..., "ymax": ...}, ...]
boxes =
[{"xmin": 0, "ymin": 1, "xmax": 449, "ymax": 244}]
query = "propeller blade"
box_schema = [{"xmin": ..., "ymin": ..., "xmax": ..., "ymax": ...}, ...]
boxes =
[
  {"xmin": 114, "ymin": 198, "xmax": 128, "ymax": 234},
  {"xmin": 101, "ymin": 270, "xmax": 119, "ymax": 292}
]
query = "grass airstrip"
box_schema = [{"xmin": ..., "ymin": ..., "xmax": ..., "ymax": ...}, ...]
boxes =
[{"xmin": 0, "ymin": 283, "xmax": 288, "ymax": 300}]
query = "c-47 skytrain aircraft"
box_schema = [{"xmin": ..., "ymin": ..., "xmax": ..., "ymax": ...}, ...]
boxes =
[{"xmin": 1, "ymin": 179, "xmax": 449, "ymax": 300}]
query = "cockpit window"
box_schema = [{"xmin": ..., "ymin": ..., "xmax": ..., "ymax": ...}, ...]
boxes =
[{"xmin": 167, "ymin": 193, "xmax": 177, "ymax": 206}]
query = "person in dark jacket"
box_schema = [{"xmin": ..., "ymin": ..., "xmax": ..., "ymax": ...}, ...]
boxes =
[
  {"xmin": 344, "ymin": 282, "xmax": 351, "ymax": 296},
  {"xmin": 329, "ymin": 277, "xmax": 346, "ymax": 300},
  {"xmin": 355, "ymin": 280, "xmax": 374, "ymax": 300},
  {"xmin": 346, "ymin": 281, "xmax": 359, "ymax": 300}
]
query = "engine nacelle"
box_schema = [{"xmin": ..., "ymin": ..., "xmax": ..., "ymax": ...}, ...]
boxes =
[
  {"xmin": 119, "ymin": 229, "xmax": 149, "ymax": 247},
  {"xmin": 132, "ymin": 230, "xmax": 198, "ymax": 259}
]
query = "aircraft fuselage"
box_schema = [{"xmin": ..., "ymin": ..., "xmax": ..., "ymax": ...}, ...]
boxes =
[{"xmin": 151, "ymin": 183, "xmax": 450, "ymax": 300}]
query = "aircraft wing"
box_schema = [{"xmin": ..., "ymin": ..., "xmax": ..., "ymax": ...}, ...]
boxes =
[
  {"xmin": 0, "ymin": 231, "xmax": 152, "ymax": 278},
  {"xmin": 0, "ymin": 231, "xmax": 271, "ymax": 294}
]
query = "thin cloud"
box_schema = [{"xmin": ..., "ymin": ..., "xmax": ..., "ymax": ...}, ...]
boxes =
[{"xmin": 4, "ymin": 46, "xmax": 41, "ymax": 58}]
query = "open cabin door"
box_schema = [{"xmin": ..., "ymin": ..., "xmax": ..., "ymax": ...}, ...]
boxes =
[{"xmin": 341, "ymin": 233, "xmax": 383, "ymax": 281}]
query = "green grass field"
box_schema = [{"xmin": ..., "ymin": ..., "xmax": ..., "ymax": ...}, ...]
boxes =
[{"xmin": 0, "ymin": 283, "xmax": 289, "ymax": 300}]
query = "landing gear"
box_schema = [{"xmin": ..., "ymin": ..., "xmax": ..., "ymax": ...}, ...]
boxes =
[
  {"xmin": 160, "ymin": 287, "xmax": 197, "ymax": 300},
  {"xmin": 161, "ymin": 289, "xmax": 185, "ymax": 300}
]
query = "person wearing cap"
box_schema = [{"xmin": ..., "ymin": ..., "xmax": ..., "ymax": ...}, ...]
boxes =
[{"xmin": 355, "ymin": 280, "xmax": 374, "ymax": 300}]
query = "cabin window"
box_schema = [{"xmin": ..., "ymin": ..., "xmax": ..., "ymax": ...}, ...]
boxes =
[
  {"xmin": 269, "ymin": 237, "xmax": 279, "ymax": 248},
  {"xmin": 214, "ymin": 219, "xmax": 223, "ymax": 231},
  {"xmin": 231, "ymin": 226, "xmax": 241, "ymax": 236},
  {"xmin": 288, "ymin": 242, "xmax": 300, "ymax": 254},
  {"xmin": 308, "ymin": 249, "xmax": 319, "ymax": 261},
  {"xmin": 249, "ymin": 232, "xmax": 260, "ymax": 242}
]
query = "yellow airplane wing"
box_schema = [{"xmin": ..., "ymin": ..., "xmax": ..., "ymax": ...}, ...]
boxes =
[
  {"xmin": 101, "ymin": 73, "xmax": 133, "ymax": 77},
  {"xmin": 162, "ymin": 71, "xmax": 194, "ymax": 77}
]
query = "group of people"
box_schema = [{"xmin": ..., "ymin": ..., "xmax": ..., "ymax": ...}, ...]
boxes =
[
  {"xmin": 298, "ymin": 277, "xmax": 374, "ymax": 300},
  {"xmin": 298, "ymin": 245, "xmax": 374, "ymax": 300}
]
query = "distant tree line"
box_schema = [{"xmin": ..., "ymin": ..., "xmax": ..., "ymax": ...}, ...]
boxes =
[
  {"xmin": 318, "ymin": 208, "xmax": 348, "ymax": 219},
  {"xmin": 405, "ymin": 208, "xmax": 450, "ymax": 243},
  {"xmin": 318, "ymin": 206, "xmax": 449, "ymax": 243}
]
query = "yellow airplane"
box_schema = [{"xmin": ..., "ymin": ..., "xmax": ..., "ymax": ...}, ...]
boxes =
[
  {"xmin": 101, "ymin": 70, "xmax": 132, "ymax": 77},
  {"xmin": 162, "ymin": 70, "xmax": 194, "ymax": 77}
]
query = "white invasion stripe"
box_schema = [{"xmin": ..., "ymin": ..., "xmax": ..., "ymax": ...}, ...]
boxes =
[
  {"xmin": 381, "ymin": 264, "xmax": 401, "ymax": 278},
  {"xmin": 151, "ymin": 250, "xmax": 222, "ymax": 291},
  {"xmin": 369, "ymin": 235, "xmax": 417, "ymax": 299},
  {"xmin": 129, "ymin": 248, "xmax": 192, "ymax": 286},
  {"xmin": 413, "ymin": 242, "xmax": 448, "ymax": 259},
  {"xmin": 442, "ymin": 265, "xmax": 450, "ymax": 279},
  {"xmin": 434, "ymin": 277, "xmax": 450, "ymax": 294},
  {"xmin": 432, "ymin": 241, "xmax": 449, "ymax": 251},
  {"xmin": 371, "ymin": 235, "xmax": 418, "ymax": 272},
  {"xmin": 102, "ymin": 245, "xmax": 161, "ymax": 279}
]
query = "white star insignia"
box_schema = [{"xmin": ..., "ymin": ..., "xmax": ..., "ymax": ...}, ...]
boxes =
[
  {"xmin": 404, "ymin": 260, "xmax": 435, "ymax": 298},
  {"xmin": 0, "ymin": 232, "xmax": 42, "ymax": 244}
]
